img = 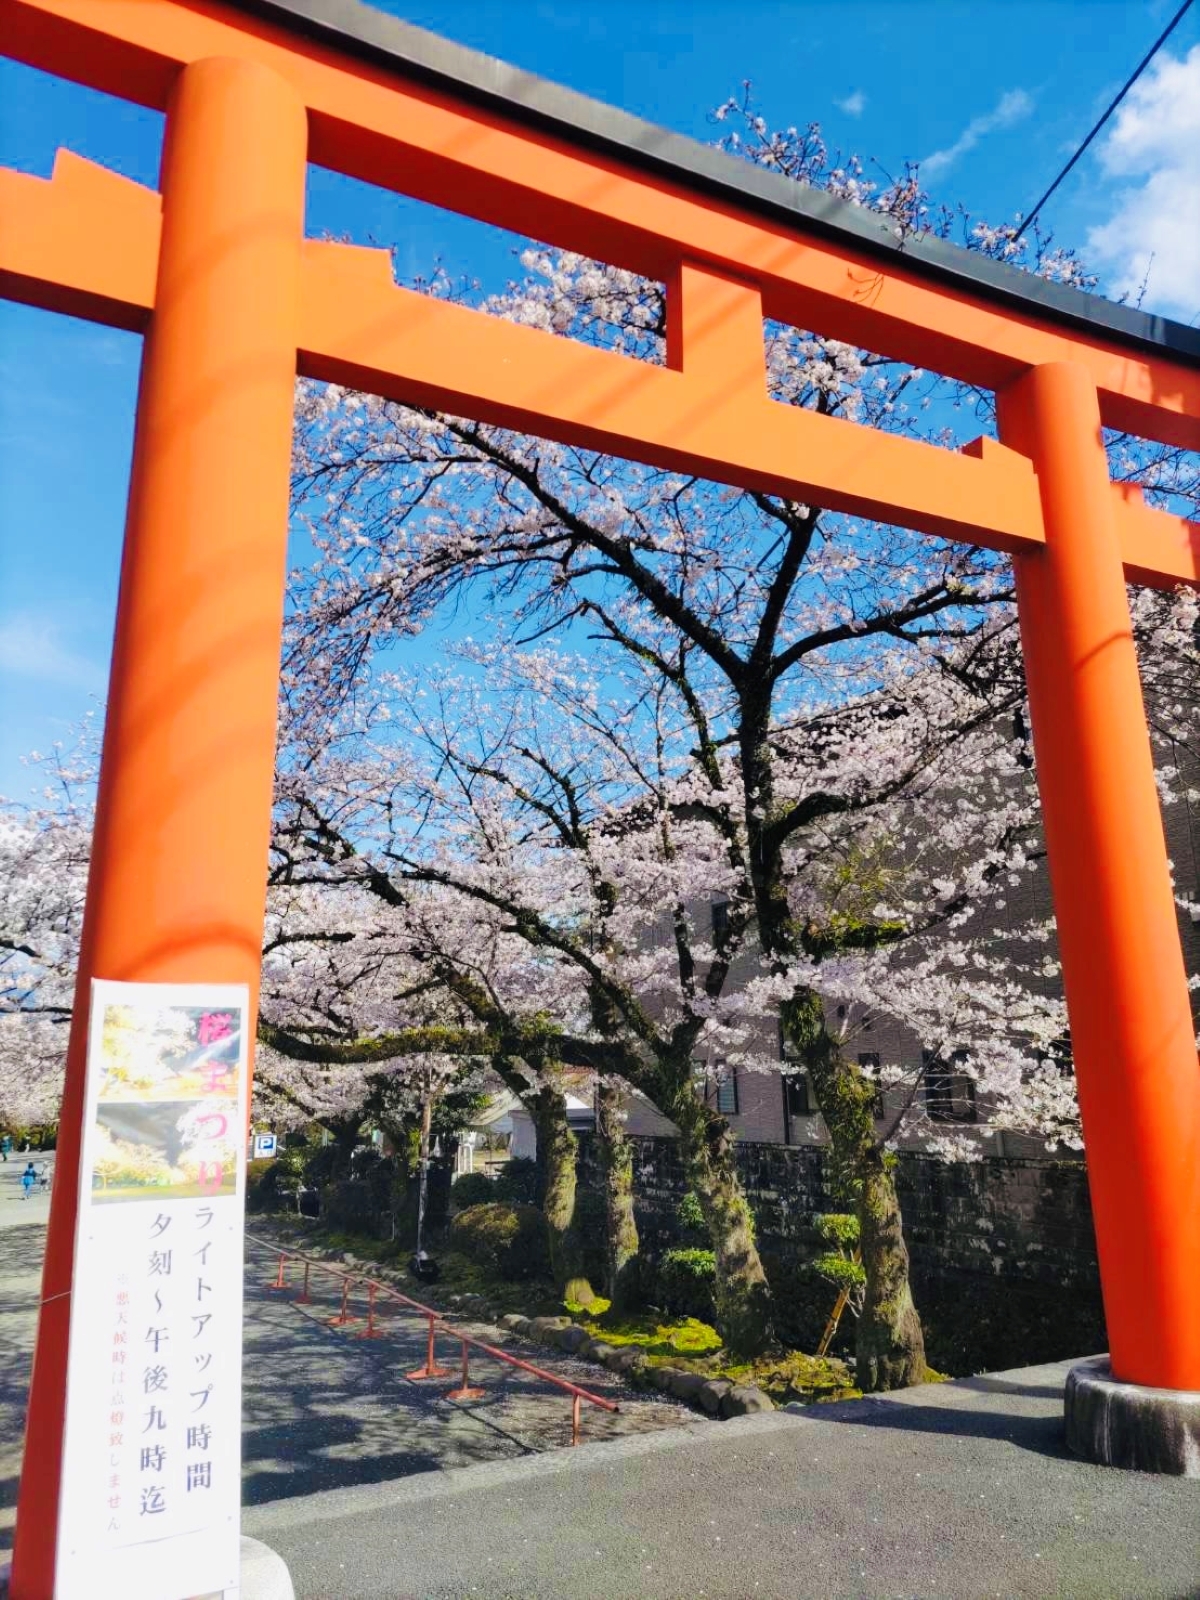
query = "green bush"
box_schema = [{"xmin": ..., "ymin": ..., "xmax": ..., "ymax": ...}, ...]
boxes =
[
  {"xmin": 246, "ymin": 1153, "xmax": 305, "ymax": 1214},
  {"xmin": 302, "ymin": 1144, "xmax": 343, "ymax": 1187},
  {"xmin": 676, "ymin": 1191, "xmax": 705, "ymax": 1237},
  {"xmin": 449, "ymin": 1202, "xmax": 550, "ymax": 1280},
  {"xmin": 657, "ymin": 1246, "xmax": 717, "ymax": 1320},
  {"xmin": 492, "ymin": 1156, "xmax": 539, "ymax": 1205},
  {"xmin": 321, "ymin": 1155, "xmax": 403, "ymax": 1240},
  {"xmin": 451, "ymin": 1172, "xmax": 497, "ymax": 1211}
]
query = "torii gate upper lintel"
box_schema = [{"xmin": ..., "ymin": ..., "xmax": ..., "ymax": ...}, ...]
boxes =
[{"xmin": 4, "ymin": 2, "xmax": 1200, "ymax": 1588}]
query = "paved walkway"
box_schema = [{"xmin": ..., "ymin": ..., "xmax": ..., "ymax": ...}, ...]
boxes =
[
  {"xmin": 239, "ymin": 1237, "xmax": 695, "ymax": 1505},
  {"xmin": 0, "ymin": 1177, "xmax": 693, "ymax": 1557},
  {"xmin": 247, "ymin": 1363, "xmax": 1200, "ymax": 1599},
  {"xmin": 0, "ymin": 1163, "xmax": 48, "ymax": 1560},
  {"xmin": 7, "ymin": 1182, "xmax": 1200, "ymax": 1596}
]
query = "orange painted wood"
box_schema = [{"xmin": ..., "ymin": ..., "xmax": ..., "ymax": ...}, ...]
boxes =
[
  {"xmin": 10, "ymin": 54, "xmax": 308, "ymax": 1599},
  {"xmin": 0, "ymin": 151, "xmax": 160, "ymax": 329},
  {"xmin": 2, "ymin": 159, "xmax": 1195, "ymax": 584},
  {"xmin": 3, "ymin": 0, "xmax": 1198, "ymax": 449},
  {"xmin": 1002, "ymin": 362, "xmax": 1200, "ymax": 1391},
  {"xmin": 298, "ymin": 240, "xmax": 1045, "ymax": 550}
]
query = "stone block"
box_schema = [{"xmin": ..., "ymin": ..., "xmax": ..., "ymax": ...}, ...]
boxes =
[
  {"xmin": 698, "ymin": 1378, "xmax": 734, "ymax": 1415},
  {"xmin": 608, "ymin": 1347, "xmax": 647, "ymax": 1375},
  {"xmin": 555, "ymin": 1325, "xmax": 590, "ymax": 1353},
  {"xmin": 586, "ymin": 1341, "xmax": 616, "ymax": 1365},
  {"xmin": 528, "ymin": 1316, "xmax": 568, "ymax": 1341},
  {"xmin": 720, "ymin": 1385, "xmax": 775, "ymax": 1417},
  {"xmin": 665, "ymin": 1370, "xmax": 706, "ymax": 1402},
  {"xmin": 1065, "ymin": 1356, "xmax": 1200, "ymax": 1476}
]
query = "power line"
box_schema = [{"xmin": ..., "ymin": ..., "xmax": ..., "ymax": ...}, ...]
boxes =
[{"xmin": 1021, "ymin": 0, "xmax": 1195, "ymax": 235}]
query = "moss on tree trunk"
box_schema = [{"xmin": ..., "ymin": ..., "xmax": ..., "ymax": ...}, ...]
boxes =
[
  {"xmin": 782, "ymin": 992, "xmax": 925, "ymax": 1392},
  {"xmin": 596, "ymin": 1077, "xmax": 639, "ymax": 1308},
  {"xmin": 529, "ymin": 1079, "xmax": 596, "ymax": 1307},
  {"xmin": 855, "ymin": 1145, "xmax": 925, "ymax": 1390},
  {"xmin": 666, "ymin": 1078, "xmax": 773, "ymax": 1356}
]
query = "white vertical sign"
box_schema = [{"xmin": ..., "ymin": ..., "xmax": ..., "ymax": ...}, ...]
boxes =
[{"xmin": 56, "ymin": 981, "xmax": 250, "ymax": 1600}]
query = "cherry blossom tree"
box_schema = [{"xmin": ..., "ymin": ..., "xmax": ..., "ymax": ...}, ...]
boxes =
[{"xmin": 280, "ymin": 88, "xmax": 1200, "ymax": 1384}]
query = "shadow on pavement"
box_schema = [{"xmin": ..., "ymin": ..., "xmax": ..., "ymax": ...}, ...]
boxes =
[{"xmin": 804, "ymin": 1390, "xmax": 1071, "ymax": 1460}]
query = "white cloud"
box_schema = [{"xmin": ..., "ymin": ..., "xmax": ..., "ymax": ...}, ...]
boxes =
[
  {"xmin": 1086, "ymin": 45, "xmax": 1200, "ymax": 320},
  {"xmin": 836, "ymin": 90, "xmax": 866, "ymax": 117},
  {"xmin": 0, "ymin": 612, "xmax": 103, "ymax": 691},
  {"xmin": 922, "ymin": 88, "xmax": 1034, "ymax": 177}
]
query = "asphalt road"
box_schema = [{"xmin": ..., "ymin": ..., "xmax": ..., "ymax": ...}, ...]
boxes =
[
  {"xmin": 0, "ymin": 1181, "xmax": 693, "ymax": 1559},
  {"xmin": 6, "ymin": 1177, "xmax": 1200, "ymax": 1598},
  {"xmin": 245, "ymin": 1364, "xmax": 1200, "ymax": 1600}
]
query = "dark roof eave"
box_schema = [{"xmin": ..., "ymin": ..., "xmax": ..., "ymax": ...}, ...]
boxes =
[{"xmin": 229, "ymin": 0, "xmax": 1200, "ymax": 369}]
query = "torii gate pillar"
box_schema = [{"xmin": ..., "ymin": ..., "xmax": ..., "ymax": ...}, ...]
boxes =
[
  {"xmin": 12, "ymin": 54, "xmax": 307, "ymax": 1599},
  {"xmin": 1002, "ymin": 362, "xmax": 1200, "ymax": 1467}
]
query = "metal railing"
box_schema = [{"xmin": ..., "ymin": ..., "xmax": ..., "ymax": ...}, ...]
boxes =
[{"xmin": 247, "ymin": 1235, "xmax": 618, "ymax": 1445}]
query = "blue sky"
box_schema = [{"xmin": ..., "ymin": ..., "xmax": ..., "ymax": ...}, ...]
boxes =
[{"xmin": 1, "ymin": 0, "xmax": 1197, "ymax": 798}]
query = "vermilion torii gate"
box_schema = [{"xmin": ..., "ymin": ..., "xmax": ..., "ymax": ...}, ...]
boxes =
[{"xmin": 4, "ymin": 0, "xmax": 1200, "ymax": 1586}]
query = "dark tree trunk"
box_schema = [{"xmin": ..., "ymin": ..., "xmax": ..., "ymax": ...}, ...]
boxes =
[
  {"xmin": 596, "ymin": 1077, "xmax": 639, "ymax": 1308},
  {"xmin": 529, "ymin": 1076, "xmax": 597, "ymax": 1307},
  {"xmin": 855, "ymin": 1145, "xmax": 925, "ymax": 1391},
  {"xmin": 325, "ymin": 1115, "xmax": 362, "ymax": 1179},
  {"xmin": 664, "ymin": 1074, "xmax": 773, "ymax": 1356},
  {"xmin": 781, "ymin": 992, "xmax": 925, "ymax": 1391}
]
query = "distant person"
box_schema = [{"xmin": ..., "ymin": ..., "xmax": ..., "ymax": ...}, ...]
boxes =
[
  {"xmin": 36, "ymin": 1158, "xmax": 50, "ymax": 1193},
  {"xmin": 21, "ymin": 1163, "xmax": 36, "ymax": 1200},
  {"xmin": 0, "ymin": 1134, "xmax": 11, "ymax": 1163}
]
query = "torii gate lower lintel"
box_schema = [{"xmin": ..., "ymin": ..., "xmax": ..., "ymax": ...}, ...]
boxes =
[{"xmin": 4, "ymin": 1, "xmax": 1200, "ymax": 1588}]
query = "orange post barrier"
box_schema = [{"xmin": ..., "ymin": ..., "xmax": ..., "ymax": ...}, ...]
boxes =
[
  {"xmin": 571, "ymin": 1394, "xmax": 582, "ymax": 1447},
  {"xmin": 999, "ymin": 362, "xmax": 1200, "ymax": 1391},
  {"xmin": 407, "ymin": 1313, "xmax": 453, "ymax": 1381},
  {"xmin": 11, "ymin": 55, "xmax": 307, "ymax": 1598},
  {"xmin": 295, "ymin": 1259, "xmax": 313, "ymax": 1305},
  {"xmin": 327, "ymin": 1276, "xmax": 361, "ymax": 1329},
  {"xmin": 444, "ymin": 1339, "xmax": 487, "ymax": 1403},
  {"xmin": 356, "ymin": 1281, "xmax": 387, "ymax": 1340},
  {"xmin": 265, "ymin": 1253, "xmax": 290, "ymax": 1293}
]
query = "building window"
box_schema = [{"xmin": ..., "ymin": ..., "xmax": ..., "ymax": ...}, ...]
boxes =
[
  {"xmin": 924, "ymin": 1049, "xmax": 977, "ymax": 1123},
  {"xmin": 783, "ymin": 1072, "xmax": 812, "ymax": 1117},
  {"xmin": 857, "ymin": 1052, "xmax": 884, "ymax": 1118},
  {"xmin": 713, "ymin": 1063, "xmax": 739, "ymax": 1115},
  {"xmin": 693, "ymin": 1059, "xmax": 738, "ymax": 1115},
  {"xmin": 1038, "ymin": 1033, "xmax": 1074, "ymax": 1078},
  {"xmin": 711, "ymin": 899, "xmax": 729, "ymax": 940}
]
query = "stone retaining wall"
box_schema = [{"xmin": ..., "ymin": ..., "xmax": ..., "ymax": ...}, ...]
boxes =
[{"xmin": 575, "ymin": 1135, "xmax": 1105, "ymax": 1374}]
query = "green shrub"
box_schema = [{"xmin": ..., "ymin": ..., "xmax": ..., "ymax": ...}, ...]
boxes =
[
  {"xmin": 491, "ymin": 1156, "xmax": 539, "ymax": 1205},
  {"xmin": 658, "ymin": 1246, "xmax": 717, "ymax": 1320},
  {"xmin": 301, "ymin": 1144, "xmax": 342, "ymax": 1187},
  {"xmin": 676, "ymin": 1191, "xmax": 705, "ymax": 1237},
  {"xmin": 247, "ymin": 1155, "xmax": 304, "ymax": 1215},
  {"xmin": 449, "ymin": 1202, "xmax": 550, "ymax": 1280},
  {"xmin": 451, "ymin": 1172, "xmax": 497, "ymax": 1211},
  {"xmin": 321, "ymin": 1155, "xmax": 403, "ymax": 1239}
]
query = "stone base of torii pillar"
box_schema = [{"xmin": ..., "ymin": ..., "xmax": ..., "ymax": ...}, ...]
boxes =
[{"xmin": 1065, "ymin": 1357, "xmax": 1200, "ymax": 1475}]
